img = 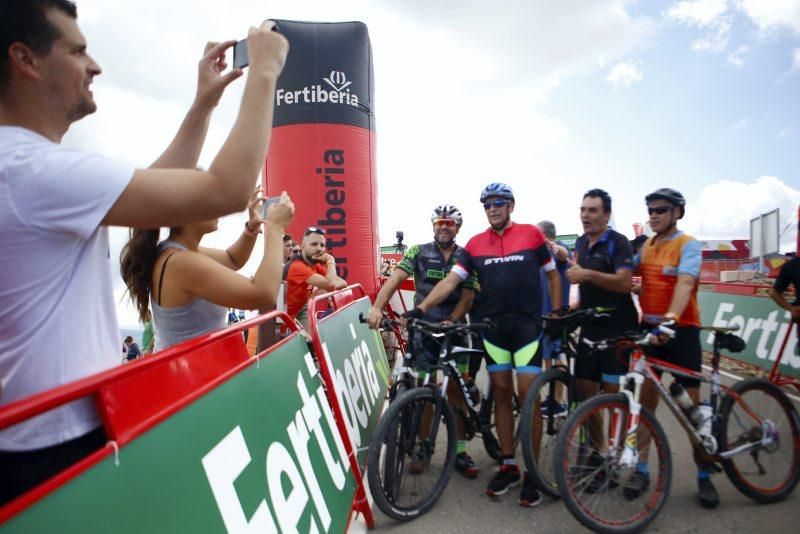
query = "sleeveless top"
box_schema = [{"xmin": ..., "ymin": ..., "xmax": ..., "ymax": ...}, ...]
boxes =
[{"xmin": 151, "ymin": 241, "xmax": 227, "ymax": 351}]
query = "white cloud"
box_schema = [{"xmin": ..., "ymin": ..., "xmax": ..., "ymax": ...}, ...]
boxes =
[
  {"xmin": 682, "ymin": 176, "xmax": 800, "ymax": 251},
  {"xmin": 793, "ymin": 47, "xmax": 800, "ymax": 71},
  {"xmin": 667, "ymin": 0, "xmax": 730, "ymax": 27},
  {"xmin": 690, "ymin": 18, "xmax": 732, "ymax": 52},
  {"xmin": 777, "ymin": 127, "xmax": 793, "ymax": 138},
  {"xmin": 738, "ymin": 0, "xmax": 800, "ymax": 35},
  {"xmin": 726, "ymin": 44, "xmax": 749, "ymax": 66},
  {"xmin": 606, "ymin": 61, "xmax": 644, "ymax": 88},
  {"xmin": 729, "ymin": 117, "xmax": 749, "ymax": 130}
]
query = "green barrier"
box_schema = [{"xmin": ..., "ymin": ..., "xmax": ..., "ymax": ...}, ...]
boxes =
[
  {"xmin": 1, "ymin": 335, "xmax": 356, "ymax": 533},
  {"xmin": 316, "ymin": 297, "xmax": 390, "ymax": 468},
  {"xmin": 699, "ymin": 290, "xmax": 800, "ymax": 379}
]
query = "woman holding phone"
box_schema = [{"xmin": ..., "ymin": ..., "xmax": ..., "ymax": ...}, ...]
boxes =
[{"xmin": 120, "ymin": 189, "xmax": 294, "ymax": 351}]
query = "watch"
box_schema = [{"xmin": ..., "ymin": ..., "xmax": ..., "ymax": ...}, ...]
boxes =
[{"xmin": 244, "ymin": 221, "xmax": 261, "ymax": 235}]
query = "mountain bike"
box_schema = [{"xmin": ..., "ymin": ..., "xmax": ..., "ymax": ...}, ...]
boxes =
[
  {"xmin": 364, "ymin": 318, "xmax": 494, "ymax": 521},
  {"xmin": 554, "ymin": 325, "xmax": 800, "ymax": 533},
  {"xmin": 519, "ymin": 307, "xmax": 611, "ymax": 497}
]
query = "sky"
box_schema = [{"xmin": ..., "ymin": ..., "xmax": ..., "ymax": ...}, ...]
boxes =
[{"xmin": 59, "ymin": 0, "xmax": 800, "ymax": 327}]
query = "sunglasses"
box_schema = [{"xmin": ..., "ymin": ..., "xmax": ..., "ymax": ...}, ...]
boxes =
[
  {"xmin": 433, "ymin": 219, "xmax": 457, "ymax": 228},
  {"xmin": 483, "ymin": 199, "xmax": 510, "ymax": 210},
  {"xmin": 304, "ymin": 226, "xmax": 326, "ymax": 236},
  {"xmin": 647, "ymin": 206, "xmax": 673, "ymax": 215}
]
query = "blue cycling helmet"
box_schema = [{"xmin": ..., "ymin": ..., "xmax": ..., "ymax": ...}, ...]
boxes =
[{"xmin": 480, "ymin": 182, "xmax": 515, "ymax": 203}]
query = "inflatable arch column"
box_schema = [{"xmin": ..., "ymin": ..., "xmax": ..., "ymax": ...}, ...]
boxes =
[{"xmin": 265, "ymin": 21, "xmax": 379, "ymax": 298}]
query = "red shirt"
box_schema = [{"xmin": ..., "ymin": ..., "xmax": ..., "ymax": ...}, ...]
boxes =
[{"xmin": 285, "ymin": 260, "xmax": 328, "ymax": 318}]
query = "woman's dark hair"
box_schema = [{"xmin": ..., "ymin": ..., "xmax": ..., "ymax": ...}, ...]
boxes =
[
  {"xmin": 1, "ymin": 0, "xmax": 78, "ymax": 91},
  {"xmin": 120, "ymin": 228, "xmax": 160, "ymax": 323}
]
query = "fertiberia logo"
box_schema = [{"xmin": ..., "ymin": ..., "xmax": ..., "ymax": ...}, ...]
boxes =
[{"xmin": 277, "ymin": 70, "xmax": 359, "ymax": 107}]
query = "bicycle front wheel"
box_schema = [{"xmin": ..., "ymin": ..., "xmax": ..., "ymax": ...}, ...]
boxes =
[
  {"xmin": 520, "ymin": 366, "xmax": 571, "ymax": 497},
  {"xmin": 554, "ymin": 393, "xmax": 672, "ymax": 534},
  {"xmin": 367, "ymin": 387, "xmax": 456, "ymax": 521},
  {"xmin": 718, "ymin": 378, "xmax": 800, "ymax": 503}
]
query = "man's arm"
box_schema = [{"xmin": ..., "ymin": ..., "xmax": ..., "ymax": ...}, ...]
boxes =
[
  {"xmin": 367, "ymin": 269, "xmax": 411, "ymax": 328},
  {"xmin": 150, "ymin": 42, "xmax": 243, "ymax": 169},
  {"xmin": 769, "ymin": 287, "xmax": 800, "ymax": 318},
  {"xmin": 103, "ymin": 22, "xmax": 289, "ymax": 229},
  {"xmin": 416, "ymin": 271, "xmax": 463, "ymax": 314},
  {"xmin": 546, "ymin": 268, "xmax": 562, "ymax": 311},
  {"xmin": 665, "ymin": 274, "xmax": 696, "ymax": 319},
  {"xmin": 566, "ymin": 265, "xmax": 632, "ymax": 293},
  {"xmin": 449, "ymin": 287, "xmax": 475, "ymax": 321}
]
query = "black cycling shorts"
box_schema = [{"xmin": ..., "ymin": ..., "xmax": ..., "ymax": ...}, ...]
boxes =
[
  {"xmin": 646, "ymin": 325, "xmax": 702, "ymax": 388},
  {"xmin": 575, "ymin": 323, "xmax": 630, "ymax": 384},
  {"xmin": 482, "ymin": 316, "xmax": 543, "ymax": 374}
]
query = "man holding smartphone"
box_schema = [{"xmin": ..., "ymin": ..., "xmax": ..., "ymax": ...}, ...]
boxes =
[{"xmin": 0, "ymin": 0, "xmax": 288, "ymax": 504}]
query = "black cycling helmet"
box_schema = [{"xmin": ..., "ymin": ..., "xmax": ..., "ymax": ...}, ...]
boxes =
[
  {"xmin": 480, "ymin": 182, "xmax": 515, "ymax": 203},
  {"xmin": 645, "ymin": 187, "xmax": 686, "ymax": 219}
]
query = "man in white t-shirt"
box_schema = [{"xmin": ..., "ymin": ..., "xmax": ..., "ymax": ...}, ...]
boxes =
[{"xmin": 0, "ymin": 0, "xmax": 290, "ymax": 504}]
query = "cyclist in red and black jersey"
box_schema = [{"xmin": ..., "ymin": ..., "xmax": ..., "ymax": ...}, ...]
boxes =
[{"xmin": 404, "ymin": 182, "xmax": 562, "ymax": 508}]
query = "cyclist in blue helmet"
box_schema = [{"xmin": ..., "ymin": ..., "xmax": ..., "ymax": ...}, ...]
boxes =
[{"xmin": 404, "ymin": 182, "xmax": 562, "ymax": 508}]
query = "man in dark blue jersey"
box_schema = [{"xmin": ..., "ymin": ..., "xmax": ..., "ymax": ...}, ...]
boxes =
[{"xmin": 405, "ymin": 183, "xmax": 561, "ymax": 508}]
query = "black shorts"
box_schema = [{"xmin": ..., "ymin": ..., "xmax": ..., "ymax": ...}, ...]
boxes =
[
  {"xmin": 647, "ymin": 325, "xmax": 702, "ymax": 388},
  {"xmin": 482, "ymin": 316, "xmax": 543, "ymax": 374},
  {"xmin": 575, "ymin": 323, "xmax": 630, "ymax": 384}
]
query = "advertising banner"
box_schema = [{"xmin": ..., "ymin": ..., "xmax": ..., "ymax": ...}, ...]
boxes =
[
  {"xmin": 699, "ymin": 289, "xmax": 800, "ymax": 379},
  {"xmin": 1, "ymin": 335, "xmax": 356, "ymax": 533},
  {"xmin": 316, "ymin": 297, "xmax": 390, "ymax": 468}
]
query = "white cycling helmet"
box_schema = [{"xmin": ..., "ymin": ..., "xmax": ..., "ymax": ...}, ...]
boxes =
[{"xmin": 431, "ymin": 204, "xmax": 463, "ymax": 226}]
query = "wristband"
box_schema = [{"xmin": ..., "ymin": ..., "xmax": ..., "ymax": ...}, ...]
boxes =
[{"xmin": 244, "ymin": 221, "xmax": 261, "ymax": 235}]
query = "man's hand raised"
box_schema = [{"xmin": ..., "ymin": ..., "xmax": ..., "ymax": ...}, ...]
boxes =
[
  {"xmin": 194, "ymin": 40, "xmax": 243, "ymax": 110},
  {"xmin": 247, "ymin": 20, "xmax": 289, "ymax": 80}
]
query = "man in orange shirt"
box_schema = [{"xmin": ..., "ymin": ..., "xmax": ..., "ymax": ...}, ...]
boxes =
[
  {"xmin": 631, "ymin": 188, "xmax": 718, "ymax": 508},
  {"xmin": 284, "ymin": 227, "xmax": 347, "ymax": 328}
]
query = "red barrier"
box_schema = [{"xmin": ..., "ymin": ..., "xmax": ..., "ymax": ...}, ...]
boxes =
[
  {"xmin": 0, "ymin": 312, "xmax": 299, "ymax": 523},
  {"xmin": 307, "ymin": 284, "xmax": 376, "ymax": 529}
]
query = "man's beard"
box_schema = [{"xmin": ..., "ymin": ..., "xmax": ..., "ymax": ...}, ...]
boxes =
[
  {"xmin": 303, "ymin": 251, "xmax": 325, "ymax": 264},
  {"xmin": 435, "ymin": 235, "xmax": 455, "ymax": 248}
]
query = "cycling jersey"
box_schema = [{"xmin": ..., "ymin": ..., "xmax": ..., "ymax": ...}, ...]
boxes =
[
  {"xmin": 634, "ymin": 231, "xmax": 701, "ymax": 327},
  {"xmin": 397, "ymin": 241, "xmax": 478, "ymax": 322},
  {"xmin": 452, "ymin": 223, "xmax": 554, "ymax": 321}
]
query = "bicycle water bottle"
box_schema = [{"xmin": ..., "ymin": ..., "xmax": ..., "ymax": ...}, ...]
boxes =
[
  {"xmin": 669, "ymin": 382, "xmax": 702, "ymax": 427},
  {"xmin": 698, "ymin": 402, "xmax": 713, "ymax": 438}
]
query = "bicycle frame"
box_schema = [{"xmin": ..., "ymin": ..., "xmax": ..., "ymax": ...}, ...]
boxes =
[
  {"xmin": 768, "ymin": 317, "xmax": 800, "ymax": 393},
  {"xmin": 612, "ymin": 341, "xmax": 777, "ymax": 468}
]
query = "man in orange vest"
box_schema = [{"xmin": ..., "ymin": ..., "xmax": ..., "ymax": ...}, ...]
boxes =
[{"xmin": 632, "ymin": 188, "xmax": 719, "ymax": 508}]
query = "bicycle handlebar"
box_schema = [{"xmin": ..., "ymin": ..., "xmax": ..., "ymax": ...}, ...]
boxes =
[
  {"xmin": 582, "ymin": 323, "xmax": 676, "ymax": 351},
  {"xmin": 357, "ymin": 313, "xmax": 494, "ymax": 336}
]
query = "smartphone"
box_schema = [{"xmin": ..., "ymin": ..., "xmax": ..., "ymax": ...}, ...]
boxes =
[
  {"xmin": 233, "ymin": 39, "xmax": 249, "ymax": 69},
  {"xmin": 261, "ymin": 196, "xmax": 281, "ymax": 219}
]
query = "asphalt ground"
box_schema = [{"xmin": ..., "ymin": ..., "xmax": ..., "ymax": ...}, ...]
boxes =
[{"xmin": 366, "ymin": 365, "xmax": 800, "ymax": 533}]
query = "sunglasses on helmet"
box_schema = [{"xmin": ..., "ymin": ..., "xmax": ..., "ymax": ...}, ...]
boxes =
[{"xmin": 304, "ymin": 226, "xmax": 326, "ymax": 236}]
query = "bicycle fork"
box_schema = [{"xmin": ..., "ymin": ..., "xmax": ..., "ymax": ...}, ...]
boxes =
[{"xmin": 613, "ymin": 372, "xmax": 646, "ymax": 468}]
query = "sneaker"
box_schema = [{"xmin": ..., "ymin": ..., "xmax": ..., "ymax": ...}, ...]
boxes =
[
  {"xmin": 455, "ymin": 452, "xmax": 479, "ymax": 479},
  {"xmin": 485, "ymin": 464, "xmax": 522, "ymax": 497},
  {"xmin": 519, "ymin": 473, "xmax": 543, "ymax": 508},
  {"xmin": 698, "ymin": 478, "xmax": 720, "ymax": 509},
  {"xmin": 623, "ymin": 471, "xmax": 650, "ymax": 500},
  {"xmin": 540, "ymin": 397, "xmax": 567, "ymax": 418}
]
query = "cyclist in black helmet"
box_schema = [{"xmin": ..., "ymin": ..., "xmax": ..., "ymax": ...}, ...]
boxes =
[
  {"xmin": 633, "ymin": 187, "xmax": 718, "ymax": 508},
  {"xmin": 368, "ymin": 204, "xmax": 481, "ymax": 478}
]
